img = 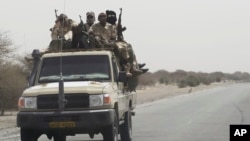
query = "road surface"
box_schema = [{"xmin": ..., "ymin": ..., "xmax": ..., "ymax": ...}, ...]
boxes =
[{"xmin": 133, "ymin": 82, "xmax": 250, "ymax": 141}]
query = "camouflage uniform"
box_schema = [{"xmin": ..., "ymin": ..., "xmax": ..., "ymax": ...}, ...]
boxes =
[
  {"xmin": 88, "ymin": 22, "xmax": 116, "ymax": 44},
  {"xmin": 105, "ymin": 10, "xmax": 143, "ymax": 78},
  {"xmin": 49, "ymin": 14, "xmax": 78, "ymax": 51},
  {"xmin": 88, "ymin": 13, "xmax": 116, "ymax": 48}
]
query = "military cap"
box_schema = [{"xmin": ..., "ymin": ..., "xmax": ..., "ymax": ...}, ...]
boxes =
[
  {"xmin": 56, "ymin": 13, "xmax": 68, "ymax": 22},
  {"xmin": 98, "ymin": 12, "xmax": 106, "ymax": 20},
  {"xmin": 86, "ymin": 11, "xmax": 95, "ymax": 17}
]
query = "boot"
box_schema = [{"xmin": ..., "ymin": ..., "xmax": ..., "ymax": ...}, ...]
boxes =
[
  {"xmin": 141, "ymin": 68, "xmax": 149, "ymax": 73},
  {"xmin": 131, "ymin": 65, "xmax": 143, "ymax": 77},
  {"xmin": 138, "ymin": 63, "xmax": 146, "ymax": 69}
]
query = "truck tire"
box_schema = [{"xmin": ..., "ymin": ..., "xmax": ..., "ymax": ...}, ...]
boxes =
[
  {"xmin": 120, "ymin": 110, "xmax": 132, "ymax": 141},
  {"xmin": 102, "ymin": 113, "xmax": 119, "ymax": 141},
  {"xmin": 20, "ymin": 128, "xmax": 40, "ymax": 141}
]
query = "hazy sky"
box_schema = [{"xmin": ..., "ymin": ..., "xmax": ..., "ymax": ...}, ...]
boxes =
[{"xmin": 1, "ymin": 0, "xmax": 250, "ymax": 73}]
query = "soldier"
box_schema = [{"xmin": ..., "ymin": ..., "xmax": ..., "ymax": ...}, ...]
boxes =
[
  {"xmin": 49, "ymin": 13, "xmax": 78, "ymax": 51},
  {"xmin": 50, "ymin": 13, "xmax": 78, "ymax": 40},
  {"xmin": 84, "ymin": 11, "xmax": 96, "ymax": 31},
  {"xmin": 105, "ymin": 10, "xmax": 146, "ymax": 77},
  {"xmin": 88, "ymin": 12, "xmax": 116, "ymax": 45}
]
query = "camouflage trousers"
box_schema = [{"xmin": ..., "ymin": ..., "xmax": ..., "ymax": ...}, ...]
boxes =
[
  {"xmin": 48, "ymin": 39, "xmax": 72, "ymax": 52},
  {"xmin": 114, "ymin": 41, "xmax": 142, "ymax": 92}
]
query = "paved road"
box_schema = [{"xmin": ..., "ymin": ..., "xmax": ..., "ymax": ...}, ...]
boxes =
[
  {"xmin": 1, "ymin": 83, "xmax": 250, "ymax": 141},
  {"xmin": 133, "ymin": 82, "xmax": 250, "ymax": 141}
]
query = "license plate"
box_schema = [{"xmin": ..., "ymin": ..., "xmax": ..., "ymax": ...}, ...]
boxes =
[{"xmin": 49, "ymin": 121, "xmax": 76, "ymax": 128}]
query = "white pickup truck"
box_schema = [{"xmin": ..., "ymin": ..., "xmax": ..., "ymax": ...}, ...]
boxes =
[{"xmin": 17, "ymin": 49, "xmax": 136, "ymax": 141}]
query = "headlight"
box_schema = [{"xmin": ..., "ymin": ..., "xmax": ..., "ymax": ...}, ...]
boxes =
[
  {"xmin": 89, "ymin": 94, "xmax": 112, "ymax": 107},
  {"xmin": 89, "ymin": 95, "xmax": 103, "ymax": 107},
  {"xmin": 18, "ymin": 97, "xmax": 37, "ymax": 109}
]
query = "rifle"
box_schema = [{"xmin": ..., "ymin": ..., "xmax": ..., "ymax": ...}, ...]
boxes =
[
  {"xmin": 55, "ymin": 9, "xmax": 58, "ymax": 18},
  {"xmin": 79, "ymin": 15, "xmax": 83, "ymax": 26},
  {"xmin": 50, "ymin": 9, "xmax": 59, "ymax": 31},
  {"xmin": 78, "ymin": 15, "xmax": 87, "ymax": 32},
  {"xmin": 117, "ymin": 8, "xmax": 124, "ymax": 41}
]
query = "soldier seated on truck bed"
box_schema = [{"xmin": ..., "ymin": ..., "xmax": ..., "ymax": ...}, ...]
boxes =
[
  {"xmin": 49, "ymin": 13, "xmax": 91, "ymax": 50},
  {"xmin": 49, "ymin": 13, "xmax": 76, "ymax": 50},
  {"xmin": 89, "ymin": 12, "xmax": 143, "ymax": 77},
  {"xmin": 105, "ymin": 10, "xmax": 149, "ymax": 75},
  {"xmin": 48, "ymin": 12, "xmax": 147, "ymax": 78}
]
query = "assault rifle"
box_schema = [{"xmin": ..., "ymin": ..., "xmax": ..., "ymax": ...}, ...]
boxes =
[
  {"xmin": 117, "ymin": 8, "xmax": 126, "ymax": 41},
  {"xmin": 55, "ymin": 9, "xmax": 58, "ymax": 18},
  {"xmin": 49, "ymin": 9, "xmax": 58, "ymax": 31},
  {"xmin": 78, "ymin": 15, "xmax": 87, "ymax": 32}
]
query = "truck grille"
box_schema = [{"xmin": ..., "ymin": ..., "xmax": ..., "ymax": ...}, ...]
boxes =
[{"xmin": 37, "ymin": 94, "xmax": 89, "ymax": 109}]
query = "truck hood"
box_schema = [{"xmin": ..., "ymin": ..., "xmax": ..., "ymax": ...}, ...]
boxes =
[{"xmin": 22, "ymin": 81, "xmax": 114, "ymax": 96}]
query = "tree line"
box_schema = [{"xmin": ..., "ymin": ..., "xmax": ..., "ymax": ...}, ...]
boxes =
[
  {"xmin": 0, "ymin": 31, "xmax": 250, "ymax": 115},
  {"xmin": 138, "ymin": 69, "xmax": 250, "ymax": 88},
  {"xmin": 0, "ymin": 31, "xmax": 30, "ymax": 115}
]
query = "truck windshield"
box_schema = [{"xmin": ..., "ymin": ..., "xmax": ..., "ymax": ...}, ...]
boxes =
[{"xmin": 38, "ymin": 55, "xmax": 111, "ymax": 83}]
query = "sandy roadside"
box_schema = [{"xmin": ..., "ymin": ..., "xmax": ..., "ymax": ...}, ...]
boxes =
[
  {"xmin": 0, "ymin": 82, "xmax": 233, "ymax": 129},
  {"xmin": 136, "ymin": 82, "xmax": 233, "ymax": 104}
]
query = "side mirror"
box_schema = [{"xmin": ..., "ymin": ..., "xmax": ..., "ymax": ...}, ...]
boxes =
[
  {"xmin": 117, "ymin": 71, "xmax": 127, "ymax": 82},
  {"xmin": 32, "ymin": 49, "xmax": 42, "ymax": 60}
]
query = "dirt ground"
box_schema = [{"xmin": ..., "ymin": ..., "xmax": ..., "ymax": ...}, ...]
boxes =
[
  {"xmin": 0, "ymin": 111, "xmax": 17, "ymax": 130},
  {"xmin": 136, "ymin": 82, "xmax": 233, "ymax": 104},
  {"xmin": 0, "ymin": 82, "xmax": 232, "ymax": 130}
]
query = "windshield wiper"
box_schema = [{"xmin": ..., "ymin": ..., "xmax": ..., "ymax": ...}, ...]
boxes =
[{"xmin": 39, "ymin": 76, "xmax": 60, "ymax": 82}]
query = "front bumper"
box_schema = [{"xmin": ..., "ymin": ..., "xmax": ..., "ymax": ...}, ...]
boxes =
[{"xmin": 17, "ymin": 109, "xmax": 114, "ymax": 133}]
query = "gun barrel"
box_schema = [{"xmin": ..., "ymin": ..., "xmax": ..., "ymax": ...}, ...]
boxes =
[{"xmin": 55, "ymin": 9, "xmax": 58, "ymax": 18}]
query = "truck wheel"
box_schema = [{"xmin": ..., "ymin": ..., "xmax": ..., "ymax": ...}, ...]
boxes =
[
  {"xmin": 102, "ymin": 113, "xmax": 119, "ymax": 141},
  {"xmin": 53, "ymin": 134, "xmax": 66, "ymax": 141},
  {"xmin": 20, "ymin": 128, "xmax": 40, "ymax": 141},
  {"xmin": 120, "ymin": 110, "xmax": 132, "ymax": 141}
]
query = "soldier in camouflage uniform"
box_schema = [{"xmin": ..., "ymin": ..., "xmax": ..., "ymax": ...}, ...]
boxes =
[
  {"xmin": 88, "ymin": 12, "xmax": 133, "ymax": 76},
  {"xmin": 49, "ymin": 13, "xmax": 78, "ymax": 51},
  {"xmin": 105, "ymin": 10, "xmax": 145, "ymax": 78},
  {"xmin": 88, "ymin": 12, "xmax": 116, "ymax": 46}
]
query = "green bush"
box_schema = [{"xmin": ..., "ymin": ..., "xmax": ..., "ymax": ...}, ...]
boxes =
[
  {"xmin": 186, "ymin": 75, "xmax": 200, "ymax": 87},
  {"xmin": 215, "ymin": 77, "xmax": 221, "ymax": 82},
  {"xmin": 199, "ymin": 77, "xmax": 212, "ymax": 85},
  {"xmin": 178, "ymin": 79, "xmax": 187, "ymax": 88},
  {"xmin": 159, "ymin": 77, "xmax": 169, "ymax": 85},
  {"xmin": 178, "ymin": 75, "xmax": 200, "ymax": 88}
]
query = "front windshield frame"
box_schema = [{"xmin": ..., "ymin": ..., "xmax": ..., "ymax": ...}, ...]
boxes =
[{"xmin": 37, "ymin": 55, "xmax": 111, "ymax": 83}]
